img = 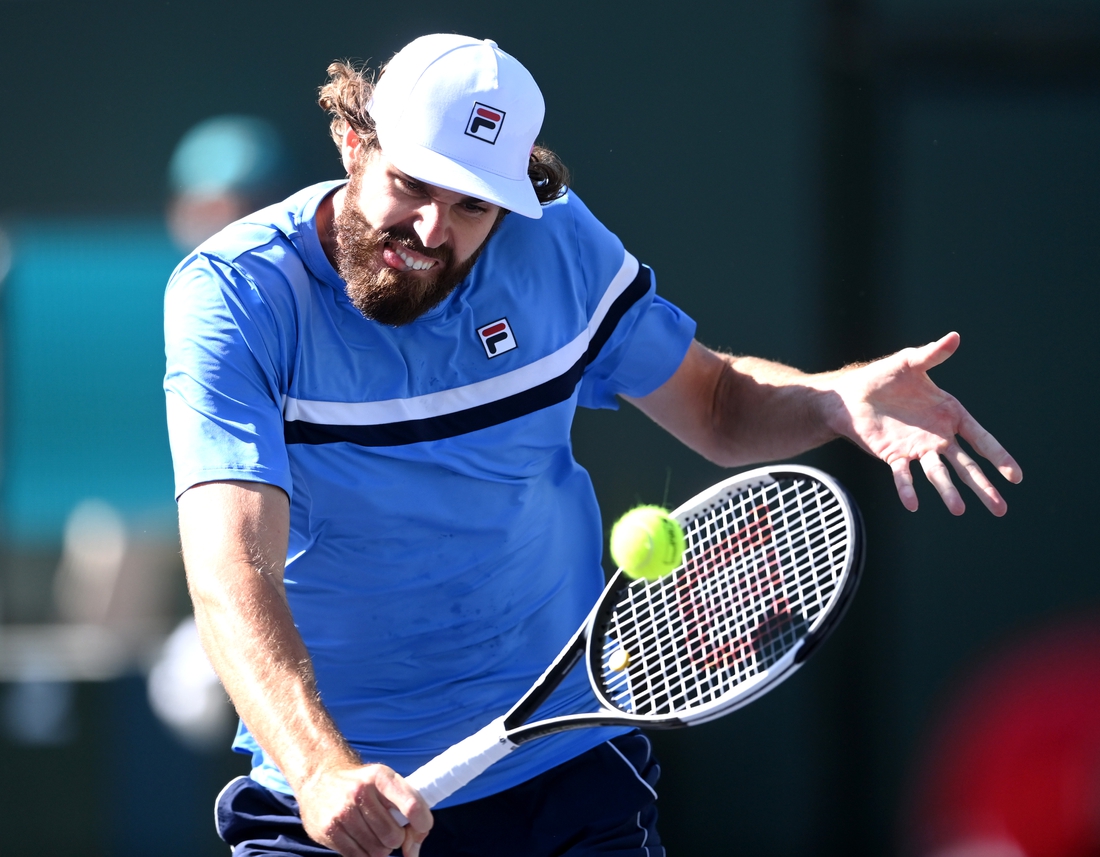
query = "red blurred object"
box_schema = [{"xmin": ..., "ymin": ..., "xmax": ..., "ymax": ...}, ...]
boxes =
[{"xmin": 908, "ymin": 621, "xmax": 1100, "ymax": 857}]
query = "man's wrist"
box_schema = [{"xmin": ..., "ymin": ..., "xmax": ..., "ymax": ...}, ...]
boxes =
[
  {"xmin": 802, "ymin": 368, "xmax": 857, "ymax": 446},
  {"xmin": 282, "ymin": 733, "xmax": 365, "ymax": 797}
]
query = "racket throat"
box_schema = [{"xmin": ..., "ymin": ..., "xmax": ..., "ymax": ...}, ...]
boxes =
[{"xmin": 503, "ymin": 622, "xmax": 588, "ymax": 731}]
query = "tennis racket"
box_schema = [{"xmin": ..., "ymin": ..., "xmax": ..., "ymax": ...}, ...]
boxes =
[{"xmin": 393, "ymin": 464, "xmax": 864, "ymax": 822}]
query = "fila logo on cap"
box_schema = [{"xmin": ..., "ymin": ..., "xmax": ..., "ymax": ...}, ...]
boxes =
[
  {"xmin": 477, "ymin": 318, "xmax": 517, "ymax": 358},
  {"xmin": 465, "ymin": 102, "xmax": 506, "ymax": 144}
]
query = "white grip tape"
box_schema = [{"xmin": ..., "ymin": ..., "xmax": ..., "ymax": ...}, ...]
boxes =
[{"xmin": 389, "ymin": 716, "xmax": 516, "ymax": 826}]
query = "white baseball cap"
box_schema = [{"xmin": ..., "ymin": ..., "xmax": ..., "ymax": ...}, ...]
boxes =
[{"xmin": 368, "ymin": 34, "xmax": 546, "ymax": 219}]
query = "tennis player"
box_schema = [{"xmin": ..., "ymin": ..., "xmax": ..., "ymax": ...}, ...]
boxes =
[{"xmin": 164, "ymin": 34, "xmax": 1022, "ymax": 857}]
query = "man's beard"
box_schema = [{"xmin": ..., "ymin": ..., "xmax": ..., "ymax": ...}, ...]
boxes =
[{"xmin": 333, "ymin": 180, "xmax": 487, "ymax": 326}]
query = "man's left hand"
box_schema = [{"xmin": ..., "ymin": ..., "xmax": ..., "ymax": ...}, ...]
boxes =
[{"xmin": 825, "ymin": 331, "xmax": 1023, "ymax": 515}]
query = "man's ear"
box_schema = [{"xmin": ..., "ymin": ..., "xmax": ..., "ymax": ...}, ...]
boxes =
[{"xmin": 340, "ymin": 127, "xmax": 362, "ymax": 176}]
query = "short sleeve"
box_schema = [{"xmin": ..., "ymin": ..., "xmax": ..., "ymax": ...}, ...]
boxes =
[
  {"xmin": 578, "ymin": 284, "xmax": 696, "ymax": 410},
  {"xmin": 566, "ymin": 194, "xmax": 696, "ymax": 410},
  {"xmin": 163, "ymin": 253, "xmax": 295, "ymax": 500}
]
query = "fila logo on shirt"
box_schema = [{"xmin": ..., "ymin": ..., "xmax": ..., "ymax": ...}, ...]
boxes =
[
  {"xmin": 465, "ymin": 103, "xmax": 505, "ymax": 144},
  {"xmin": 477, "ymin": 318, "xmax": 517, "ymax": 358}
]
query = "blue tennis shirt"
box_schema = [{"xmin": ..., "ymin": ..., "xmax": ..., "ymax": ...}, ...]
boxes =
[{"xmin": 164, "ymin": 181, "xmax": 696, "ymax": 806}]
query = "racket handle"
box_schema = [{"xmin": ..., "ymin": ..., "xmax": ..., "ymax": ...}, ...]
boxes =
[{"xmin": 389, "ymin": 715, "xmax": 516, "ymax": 826}]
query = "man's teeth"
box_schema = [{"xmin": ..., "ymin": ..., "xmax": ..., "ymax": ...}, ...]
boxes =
[{"xmin": 396, "ymin": 248, "xmax": 436, "ymax": 271}]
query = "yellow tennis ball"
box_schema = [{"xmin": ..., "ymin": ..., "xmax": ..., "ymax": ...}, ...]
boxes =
[
  {"xmin": 610, "ymin": 506, "xmax": 685, "ymax": 581},
  {"xmin": 608, "ymin": 647, "xmax": 631, "ymax": 672}
]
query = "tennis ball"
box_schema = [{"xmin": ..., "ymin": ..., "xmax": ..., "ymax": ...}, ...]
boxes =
[{"xmin": 610, "ymin": 506, "xmax": 685, "ymax": 581}]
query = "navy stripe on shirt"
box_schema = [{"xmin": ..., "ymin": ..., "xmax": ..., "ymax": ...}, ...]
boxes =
[{"xmin": 284, "ymin": 265, "xmax": 653, "ymax": 448}]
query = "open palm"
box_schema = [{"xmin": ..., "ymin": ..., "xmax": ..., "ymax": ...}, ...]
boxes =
[{"xmin": 831, "ymin": 332, "xmax": 1022, "ymax": 515}]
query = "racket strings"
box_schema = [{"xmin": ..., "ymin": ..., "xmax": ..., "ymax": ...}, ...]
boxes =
[{"xmin": 599, "ymin": 477, "xmax": 851, "ymax": 717}]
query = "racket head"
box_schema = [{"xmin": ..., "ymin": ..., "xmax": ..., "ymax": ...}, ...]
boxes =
[{"xmin": 588, "ymin": 465, "xmax": 864, "ymax": 727}]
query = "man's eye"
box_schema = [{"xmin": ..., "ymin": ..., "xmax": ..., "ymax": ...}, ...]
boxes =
[
  {"xmin": 463, "ymin": 202, "xmax": 488, "ymax": 214},
  {"xmin": 396, "ymin": 176, "xmax": 423, "ymax": 193}
]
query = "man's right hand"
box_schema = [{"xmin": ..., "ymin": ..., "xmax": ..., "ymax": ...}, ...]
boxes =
[{"xmin": 298, "ymin": 763, "xmax": 433, "ymax": 857}]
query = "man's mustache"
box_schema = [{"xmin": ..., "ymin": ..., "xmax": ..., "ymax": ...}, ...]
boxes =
[{"xmin": 373, "ymin": 228, "xmax": 451, "ymax": 266}]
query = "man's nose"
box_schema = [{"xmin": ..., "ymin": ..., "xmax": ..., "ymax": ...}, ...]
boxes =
[{"xmin": 413, "ymin": 201, "xmax": 449, "ymax": 249}]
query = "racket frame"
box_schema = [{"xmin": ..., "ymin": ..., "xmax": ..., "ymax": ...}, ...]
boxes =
[
  {"xmin": 502, "ymin": 464, "xmax": 864, "ymax": 742},
  {"xmin": 393, "ymin": 464, "xmax": 865, "ymax": 820}
]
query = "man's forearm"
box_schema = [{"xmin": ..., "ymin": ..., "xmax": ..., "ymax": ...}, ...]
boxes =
[
  {"xmin": 190, "ymin": 562, "xmax": 361, "ymax": 793},
  {"xmin": 708, "ymin": 354, "xmax": 842, "ymax": 466},
  {"xmin": 179, "ymin": 481, "xmax": 360, "ymax": 795},
  {"xmin": 179, "ymin": 481, "xmax": 432, "ymax": 854},
  {"xmin": 626, "ymin": 341, "xmax": 843, "ymax": 467}
]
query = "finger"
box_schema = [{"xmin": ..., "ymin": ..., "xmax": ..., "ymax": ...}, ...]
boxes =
[
  {"xmin": 907, "ymin": 331, "xmax": 961, "ymax": 373},
  {"xmin": 403, "ymin": 825, "xmax": 428, "ymax": 857},
  {"xmin": 325, "ymin": 792, "xmax": 403, "ymax": 857},
  {"xmin": 945, "ymin": 444, "xmax": 1008, "ymax": 517},
  {"xmin": 957, "ymin": 410, "xmax": 1023, "ymax": 485},
  {"xmin": 390, "ymin": 798, "xmax": 431, "ymax": 835},
  {"xmin": 326, "ymin": 822, "xmax": 372, "ymax": 857},
  {"xmin": 918, "ymin": 450, "xmax": 966, "ymax": 516},
  {"xmin": 355, "ymin": 773, "xmax": 428, "ymax": 851},
  {"xmin": 890, "ymin": 457, "xmax": 919, "ymax": 512},
  {"xmin": 378, "ymin": 772, "xmax": 432, "ymax": 835},
  {"xmin": 398, "ymin": 798, "xmax": 431, "ymax": 835},
  {"xmin": 355, "ymin": 799, "xmax": 407, "ymax": 854}
]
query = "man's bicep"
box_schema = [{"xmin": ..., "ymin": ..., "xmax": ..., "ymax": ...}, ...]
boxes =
[{"xmin": 178, "ymin": 480, "xmax": 290, "ymax": 590}]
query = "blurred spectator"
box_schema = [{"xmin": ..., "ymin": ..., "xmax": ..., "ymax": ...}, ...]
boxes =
[
  {"xmin": 0, "ymin": 114, "xmax": 290, "ymax": 749},
  {"xmin": 166, "ymin": 115, "xmax": 289, "ymax": 252},
  {"xmin": 905, "ymin": 620, "xmax": 1100, "ymax": 857},
  {"xmin": 53, "ymin": 499, "xmax": 131, "ymax": 625},
  {"xmin": 148, "ymin": 616, "xmax": 233, "ymax": 750}
]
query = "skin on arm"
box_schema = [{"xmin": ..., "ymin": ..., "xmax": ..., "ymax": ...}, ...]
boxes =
[
  {"xmin": 626, "ymin": 333, "xmax": 1022, "ymax": 516},
  {"xmin": 178, "ymin": 480, "xmax": 432, "ymax": 857}
]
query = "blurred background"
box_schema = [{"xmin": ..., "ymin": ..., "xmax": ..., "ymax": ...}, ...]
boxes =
[{"xmin": 0, "ymin": 0, "xmax": 1097, "ymax": 854}]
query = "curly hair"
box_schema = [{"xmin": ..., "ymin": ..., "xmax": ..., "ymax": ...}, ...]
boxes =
[
  {"xmin": 317, "ymin": 61, "xmax": 379, "ymax": 152},
  {"xmin": 317, "ymin": 60, "xmax": 570, "ymax": 206}
]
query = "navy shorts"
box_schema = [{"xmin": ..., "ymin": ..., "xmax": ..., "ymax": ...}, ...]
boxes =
[{"xmin": 215, "ymin": 731, "xmax": 664, "ymax": 856}]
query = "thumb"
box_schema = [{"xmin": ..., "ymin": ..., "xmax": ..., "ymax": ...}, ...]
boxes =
[{"xmin": 909, "ymin": 331, "xmax": 960, "ymax": 372}]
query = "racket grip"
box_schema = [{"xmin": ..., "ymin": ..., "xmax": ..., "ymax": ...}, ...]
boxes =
[{"xmin": 389, "ymin": 715, "xmax": 516, "ymax": 826}]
